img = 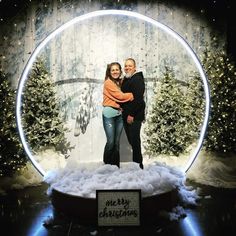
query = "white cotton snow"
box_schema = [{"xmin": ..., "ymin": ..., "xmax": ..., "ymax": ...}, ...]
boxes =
[
  {"xmin": 187, "ymin": 150, "xmax": 236, "ymax": 188},
  {"xmin": 44, "ymin": 160, "xmax": 196, "ymax": 204}
]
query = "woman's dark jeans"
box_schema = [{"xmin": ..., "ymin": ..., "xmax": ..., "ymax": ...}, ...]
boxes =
[{"xmin": 102, "ymin": 114, "xmax": 123, "ymax": 167}]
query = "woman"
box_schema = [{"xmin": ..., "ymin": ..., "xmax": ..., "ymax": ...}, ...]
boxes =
[{"xmin": 102, "ymin": 62, "xmax": 133, "ymax": 167}]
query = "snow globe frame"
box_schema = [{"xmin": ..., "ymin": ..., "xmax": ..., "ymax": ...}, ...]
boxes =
[{"xmin": 16, "ymin": 10, "xmax": 210, "ymax": 223}]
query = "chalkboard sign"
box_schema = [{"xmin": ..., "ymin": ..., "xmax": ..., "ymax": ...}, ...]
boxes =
[{"xmin": 96, "ymin": 189, "xmax": 141, "ymax": 227}]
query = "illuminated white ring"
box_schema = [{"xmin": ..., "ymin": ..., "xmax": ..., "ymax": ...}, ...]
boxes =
[{"xmin": 16, "ymin": 10, "xmax": 210, "ymax": 176}]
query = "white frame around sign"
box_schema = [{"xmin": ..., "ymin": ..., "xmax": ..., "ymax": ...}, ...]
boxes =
[{"xmin": 96, "ymin": 189, "xmax": 141, "ymax": 227}]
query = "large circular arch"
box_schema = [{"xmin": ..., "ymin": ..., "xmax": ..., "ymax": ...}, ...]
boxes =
[{"xmin": 16, "ymin": 10, "xmax": 210, "ymax": 177}]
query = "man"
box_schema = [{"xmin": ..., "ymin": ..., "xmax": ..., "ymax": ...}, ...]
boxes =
[{"xmin": 120, "ymin": 58, "xmax": 146, "ymax": 169}]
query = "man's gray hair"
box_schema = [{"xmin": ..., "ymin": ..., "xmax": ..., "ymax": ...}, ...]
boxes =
[{"xmin": 125, "ymin": 58, "xmax": 136, "ymax": 66}]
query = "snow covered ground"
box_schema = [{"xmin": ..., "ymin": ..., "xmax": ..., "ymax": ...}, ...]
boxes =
[{"xmin": 187, "ymin": 150, "xmax": 236, "ymax": 188}]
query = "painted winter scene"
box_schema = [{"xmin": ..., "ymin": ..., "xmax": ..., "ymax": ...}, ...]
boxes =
[{"xmin": 1, "ymin": 7, "xmax": 236, "ymax": 222}]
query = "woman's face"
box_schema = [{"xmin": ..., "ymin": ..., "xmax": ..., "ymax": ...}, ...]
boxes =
[{"xmin": 110, "ymin": 64, "xmax": 121, "ymax": 79}]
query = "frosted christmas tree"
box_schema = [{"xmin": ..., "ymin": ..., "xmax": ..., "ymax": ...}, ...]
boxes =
[
  {"xmin": 21, "ymin": 58, "xmax": 73, "ymax": 156},
  {"xmin": 143, "ymin": 66, "xmax": 204, "ymax": 157}
]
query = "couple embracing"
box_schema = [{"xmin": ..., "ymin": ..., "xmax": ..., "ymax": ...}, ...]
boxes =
[{"xmin": 102, "ymin": 58, "xmax": 146, "ymax": 169}]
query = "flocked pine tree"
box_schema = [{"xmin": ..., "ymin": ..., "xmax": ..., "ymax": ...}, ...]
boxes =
[
  {"xmin": 201, "ymin": 49, "xmax": 236, "ymax": 153},
  {"xmin": 0, "ymin": 71, "xmax": 27, "ymax": 177},
  {"xmin": 143, "ymin": 66, "xmax": 204, "ymax": 157},
  {"xmin": 21, "ymin": 58, "xmax": 72, "ymax": 155}
]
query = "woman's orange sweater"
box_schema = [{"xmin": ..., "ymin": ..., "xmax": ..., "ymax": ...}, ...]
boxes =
[{"xmin": 103, "ymin": 79, "xmax": 133, "ymax": 108}]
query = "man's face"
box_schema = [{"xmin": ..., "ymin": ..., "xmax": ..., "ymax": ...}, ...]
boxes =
[{"xmin": 124, "ymin": 60, "xmax": 136, "ymax": 77}]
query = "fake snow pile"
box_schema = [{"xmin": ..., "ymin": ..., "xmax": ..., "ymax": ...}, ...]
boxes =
[
  {"xmin": 187, "ymin": 150, "xmax": 236, "ymax": 188},
  {"xmin": 44, "ymin": 161, "xmax": 198, "ymax": 206}
]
